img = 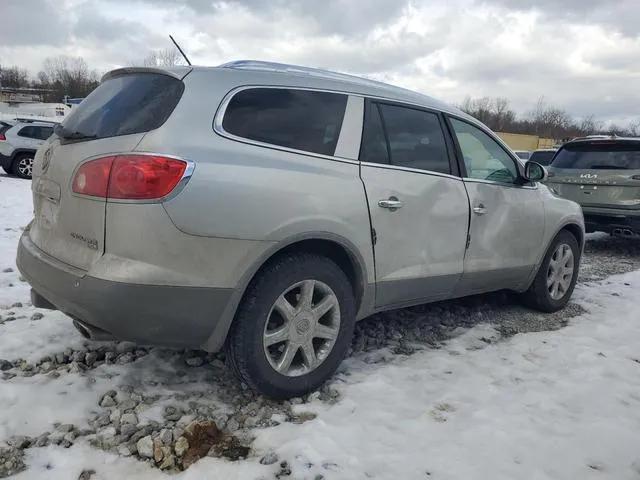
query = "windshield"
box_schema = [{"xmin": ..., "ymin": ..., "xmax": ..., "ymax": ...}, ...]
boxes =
[
  {"xmin": 551, "ymin": 141, "xmax": 640, "ymax": 170},
  {"xmin": 56, "ymin": 72, "xmax": 184, "ymax": 141}
]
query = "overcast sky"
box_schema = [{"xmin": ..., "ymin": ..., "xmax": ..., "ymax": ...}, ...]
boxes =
[{"xmin": 1, "ymin": 0, "xmax": 639, "ymax": 125}]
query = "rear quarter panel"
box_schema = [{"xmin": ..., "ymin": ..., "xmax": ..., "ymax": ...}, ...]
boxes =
[{"xmin": 135, "ymin": 68, "xmax": 375, "ymax": 285}]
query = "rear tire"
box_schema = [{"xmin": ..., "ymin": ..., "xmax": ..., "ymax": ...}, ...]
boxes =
[
  {"xmin": 520, "ymin": 230, "xmax": 580, "ymax": 312},
  {"xmin": 11, "ymin": 153, "xmax": 34, "ymax": 179},
  {"xmin": 227, "ymin": 253, "xmax": 356, "ymax": 400}
]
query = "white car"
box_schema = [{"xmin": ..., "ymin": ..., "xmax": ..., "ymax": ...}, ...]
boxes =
[
  {"xmin": 0, "ymin": 119, "xmax": 56, "ymax": 179},
  {"xmin": 514, "ymin": 150, "xmax": 532, "ymax": 161}
]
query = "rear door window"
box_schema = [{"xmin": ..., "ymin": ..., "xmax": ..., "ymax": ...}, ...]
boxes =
[
  {"xmin": 551, "ymin": 142, "xmax": 640, "ymax": 170},
  {"xmin": 57, "ymin": 72, "xmax": 184, "ymax": 140},
  {"xmin": 221, "ymin": 88, "xmax": 347, "ymax": 156},
  {"xmin": 359, "ymin": 102, "xmax": 452, "ymax": 175}
]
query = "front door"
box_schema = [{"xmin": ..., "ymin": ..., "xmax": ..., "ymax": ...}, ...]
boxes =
[
  {"xmin": 359, "ymin": 101, "xmax": 470, "ymax": 309},
  {"xmin": 446, "ymin": 116, "xmax": 546, "ymax": 294}
]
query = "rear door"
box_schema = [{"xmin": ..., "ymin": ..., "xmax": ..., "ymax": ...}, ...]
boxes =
[
  {"xmin": 29, "ymin": 70, "xmax": 187, "ymax": 271},
  {"xmin": 359, "ymin": 100, "xmax": 470, "ymax": 308},
  {"xmin": 546, "ymin": 140, "xmax": 640, "ymax": 209}
]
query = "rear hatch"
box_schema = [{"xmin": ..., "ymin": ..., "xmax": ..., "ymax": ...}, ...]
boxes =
[
  {"xmin": 546, "ymin": 139, "xmax": 640, "ymax": 209},
  {"xmin": 29, "ymin": 67, "xmax": 189, "ymax": 270}
]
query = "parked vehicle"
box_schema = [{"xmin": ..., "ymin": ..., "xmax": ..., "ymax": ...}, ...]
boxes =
[
  {"xmin": 514, "ymin": 150, "xmax": 532, "ymax": 161},
  {"xmin": 545, "ymin": 136, "xmax": 640, "ymax": 236},
  {"xmin": 529, "ymin": 148, "xmax": 557, "ymax": 166},
  {"xmin": 17, "ymin": 60, "xmax": 585, "ymax": 399},
  {"xmin": 0, "ymin": 119, "xmax": 56, "ymax": 178}
]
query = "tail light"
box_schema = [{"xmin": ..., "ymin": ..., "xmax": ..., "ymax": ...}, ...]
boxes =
[
  {"xmin": 73, "ymin": 154, "xmax": 189, "ymax": 200},
  {"xmin": 0, "ymin": 133, "xmax": 6, "ymax": 141}
]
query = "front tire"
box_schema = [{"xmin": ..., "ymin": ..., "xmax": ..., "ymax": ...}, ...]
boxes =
[
  {"xmin": 227, "ymin": 253, "xmax": 356, "ymax": 400},
  {"xmin": 520, "ymin": 230, "xmax": 580, "ymax": 312},
  {"xmin": 11, "ymin": 153, "xmax": 34, "ymax": 179}
]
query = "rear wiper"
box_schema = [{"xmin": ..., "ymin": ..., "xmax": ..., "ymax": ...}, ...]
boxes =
[
  {"xmin": 589, "ymin": 165, "xmax": 628, "ymax": 170},
  {"xmin": 54, "ymin": 124, "xmax": 97, "ymax": 141}
]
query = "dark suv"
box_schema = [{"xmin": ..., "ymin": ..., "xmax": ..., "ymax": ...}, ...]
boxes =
[{"xmin": 545, "ymin": 136, "xmax": 640, "ymax": 236}]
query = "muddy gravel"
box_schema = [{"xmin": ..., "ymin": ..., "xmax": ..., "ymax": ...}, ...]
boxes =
[{"xmin": 1, "ymin": 233, "xmax": 639, "ymax": 477}]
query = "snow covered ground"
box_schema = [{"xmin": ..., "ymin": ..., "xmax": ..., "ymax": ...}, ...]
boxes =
[{"xmin": 2, "ymin": 173, "xmax": 640, "ymax": 480}]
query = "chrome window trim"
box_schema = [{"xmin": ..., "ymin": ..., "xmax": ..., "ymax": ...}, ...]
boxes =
[
  {"xmin": 213, "ymin": 85, "xmax": 360, "ymax": 165},
  {"xmin": 213, "ymin": 84, "xmax": 475, "ymax": 168},
  {"xmin": 463, "ymin": 177, "xmax": 539, "ymax": 190},
  {"xmin": 360, "ymin": 161, "xmax": 463, "ymax": 182}
]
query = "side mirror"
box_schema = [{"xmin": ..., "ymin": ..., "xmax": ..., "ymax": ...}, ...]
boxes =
[{"xmin": 523, "ymin": 161, "xmax": 547, "ymax": 182}]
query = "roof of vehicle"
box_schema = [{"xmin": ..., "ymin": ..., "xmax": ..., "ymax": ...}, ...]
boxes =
[
  {"xmin": 215, "ymin": 60, "xmax": 466, "ymax": 116},
  {"xmin": 565, "ymin": 135, "xmax": 640, "ymax": 144},
  {"xmin": 105, "ymin": 60, "xmax": 473, "ymax": 123},
  {"xmin": 532, "ymin": 148, "xmax": 557, "ymax": 152},
  {"xmin": 9, "ymin": 120, "xmax": 58, "ymax": 128}
]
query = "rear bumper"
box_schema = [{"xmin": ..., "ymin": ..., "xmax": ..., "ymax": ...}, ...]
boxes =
[
  {"xmin": 16, "ymin": 231, "xmax": 234, "ymax": 349},
  {"xmin": 582, "ymin": 207, "xmax": 640, "ymax": 234}
]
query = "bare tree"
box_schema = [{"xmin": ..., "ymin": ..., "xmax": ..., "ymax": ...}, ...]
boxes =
[
  {"xmin": 140, "ymin": 48, "xmax": 183, "ymax": 67},
  {"xmin": 628, "ymin": 119, "xmax": 640, "ymax": 137},
  {"xmin": 36, "ymin": 55, "xmax": 100, "ymax": 101},
  {"xmin": 578, "ymin": 115, "xmax": 603, "ymax": 136},
  {"xmin": 0, "ymin": 64, "xmax": 30, "ymax": 89}
]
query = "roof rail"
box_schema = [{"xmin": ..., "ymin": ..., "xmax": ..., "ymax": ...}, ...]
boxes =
[
  {"xmin": 218, "ymin": 59, "xmax": 404, "ymax": 91},
  {"xmin": 13, "ymin": 117, "xmax": 61, "ymax": 125}
]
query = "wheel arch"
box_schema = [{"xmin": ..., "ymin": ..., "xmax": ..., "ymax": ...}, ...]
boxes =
[
  {"xmin": 10, "ymin": 148, "xmax": 37, "ymax": 162},
  {"xmin": 521, "ymin": 219, "xmax": 585, "ymax": 293},
  {"xmin": 201, "ymin": 232, "xmax": 373, "ymax": 353}
]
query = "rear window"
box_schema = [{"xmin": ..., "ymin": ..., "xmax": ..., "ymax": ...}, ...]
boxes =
[
  {"xmin": 221, "ymin": 88, "xmax": 347, "ymax": 156},
  {"xmin": 551, "ymin": 141, "xmax": 640, "ymax": 170},
  {"xmin": 57, "ymin": 72, "xmax": 184, "ymax": 140},
  {"xmin": 529, "ymin": 150, "xmax": 556, "ymax": 165}
]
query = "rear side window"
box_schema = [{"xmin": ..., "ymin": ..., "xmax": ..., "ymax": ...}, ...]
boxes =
[
  {"xmin": 529, "ymin": 150, "xmax": 556, "ymax": 165},
  {"xmin": 551, "ymin": 142, "xmax": 640, "ymax": 170},
  {"xmin": 57, "ymin": 73, "xmax": 184, "ymax": 140},
  {"xmin": 221, "ymin": 88, "xmax": 347, "ymax": 156}
]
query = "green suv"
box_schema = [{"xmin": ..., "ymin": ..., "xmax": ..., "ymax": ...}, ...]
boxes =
[{"xmin": 546, "ymin": 136, "xmax": 640, "ymax": 236}]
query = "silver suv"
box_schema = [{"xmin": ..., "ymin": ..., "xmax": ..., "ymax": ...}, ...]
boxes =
[
  {"xmin": 0, "ymin": 119, "xmax": 56, "ymax": 179},
  {"xmin": 17, "ymin": 61, "xmax": 585, "ymax": 399}
]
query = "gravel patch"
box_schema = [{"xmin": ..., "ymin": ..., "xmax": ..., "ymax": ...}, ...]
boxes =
[{"xmin": 1, "ymin": 234, "xmax": 638, "ymax": 475}]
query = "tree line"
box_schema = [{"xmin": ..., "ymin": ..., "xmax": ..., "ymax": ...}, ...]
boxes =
[
  {"xmin": 2, "ymin": 52, "xmax": 638, "ymax": 139},
  {"xmin": 459, "ymin": 95, "xmax": 640, "ymax": 140},
  {"xmin": 0, "ymin": 49, "xmax": 183, "ymax": 104}
]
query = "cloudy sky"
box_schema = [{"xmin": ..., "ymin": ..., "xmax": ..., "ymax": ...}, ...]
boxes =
[{"xmin": 1, "ymin": 0, "xmax": 639, "ymax": 125}]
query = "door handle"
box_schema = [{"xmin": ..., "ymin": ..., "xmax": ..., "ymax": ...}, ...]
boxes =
[
  {"xmin": 473, "ymin": 204, "xmax": 487, "ymax": 215},
  {"xmin": 378, "ymin": 197, "xmax": 404, "ymax": 210}
]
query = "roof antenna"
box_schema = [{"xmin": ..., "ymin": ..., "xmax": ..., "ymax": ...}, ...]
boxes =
[{"xmin": 169, "ymin": 35, "xmax": 192, "ymax": 66}]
